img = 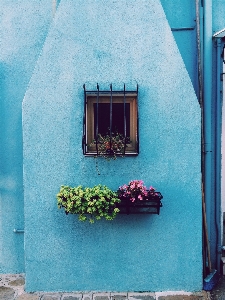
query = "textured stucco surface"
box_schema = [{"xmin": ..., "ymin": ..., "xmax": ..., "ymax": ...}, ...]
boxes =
[
  {"xmin": 161, "ymin": 0, "xmax": 198, "ymax": 95},
  {"xmin": 213, "ymin": 0, "xmax": 225, "ymax": 34},
  {"xmin": 22, "ymin": 0, "xmax": 202, "ymax": 293},
  {"xmin": 0, "ymin": 1, "xmax": 52, "ymax": 273}
]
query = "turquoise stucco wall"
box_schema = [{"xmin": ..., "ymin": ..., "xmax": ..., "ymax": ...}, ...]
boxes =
[
  {"xmin": 22, "ymin": 0, "xmax": 202, "ymax": 292},
  {"xmin": 213, "ymin": 0, "xmax": 225, "ymax": 33},
  {"xmin": 162, "ymin": 0, "xmax": 225, "ymax": 270},
  {"xmin": 161, "ymin": 0, "xmax": 198, "ymax": 96},
  {"xmin": 0, "ymin": 1, "xmax": 52, "ymax": 273}
]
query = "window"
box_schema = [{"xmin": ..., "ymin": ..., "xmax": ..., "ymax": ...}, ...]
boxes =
[{"xmin": 82, "ymin": 84, "xmax": 139, "ymax": 156}]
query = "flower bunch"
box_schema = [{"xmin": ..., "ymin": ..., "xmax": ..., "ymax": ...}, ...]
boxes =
[
  {"xmin": 118, "ymin": 180, "xmax": 160, "ymax": 202},
  {"xmin": 90, "ymin": 132, "xmax": 130, "ymax": 160}
]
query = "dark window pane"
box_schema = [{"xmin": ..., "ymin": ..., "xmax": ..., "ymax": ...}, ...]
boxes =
[{"xmin": 94, "ymin": 103, "xmax": 130, "ymax": 136}]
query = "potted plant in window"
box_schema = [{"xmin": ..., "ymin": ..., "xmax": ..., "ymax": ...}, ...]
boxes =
[
  {"xmin": 57, "ymin": 184, "xmax": 121, "ymax": 223},
  {"xmin": 117, "ymin": 180, "xmax": 163, "ymax": 214},
  {"xmin": 90, "ymin": 131, "xmax": 130, "ymax": 160}
]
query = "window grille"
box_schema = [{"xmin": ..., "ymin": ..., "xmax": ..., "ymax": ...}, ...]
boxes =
[{"xmin": 82, "ymin": 84, "xmax": 139, "ymax": 156}]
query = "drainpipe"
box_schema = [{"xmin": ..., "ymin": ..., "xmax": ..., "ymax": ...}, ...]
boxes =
[
  {"xmin": 213, "ymin": 27, "xmax": 225, "ymax": 273},
  {"xmin": 212, "ymin": 31, "xmax": 225, "ymax": 272},
  {"xmin": 215, "ymin": 38, "xmax": 222, "ymax": 272},
  {"xmin": 203, "ymin": 0, "xmax": 213, "ymax": 258}
]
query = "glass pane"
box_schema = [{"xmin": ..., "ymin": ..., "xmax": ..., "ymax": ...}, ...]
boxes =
[{"xmin": 94, "ymin": 103, "xmax": 130, "ymax": 136}]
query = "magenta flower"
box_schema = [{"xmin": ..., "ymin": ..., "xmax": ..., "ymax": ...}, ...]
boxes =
[{"xmin": 118, "ymin": 180, "xmax": 160, "ymax": 202}]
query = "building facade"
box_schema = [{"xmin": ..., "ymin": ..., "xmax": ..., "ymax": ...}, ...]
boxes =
[{"xmin": 0, "ymin": 0, "xmax": 225, "ymax": 293}]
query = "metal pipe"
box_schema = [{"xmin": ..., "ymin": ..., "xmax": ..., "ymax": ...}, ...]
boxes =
[
  {"xmin": 196, "ymin": 0, "xmax": 207, "ymax": 276},
  {"xmin": 195, "ymin": 0, "xmax": 203, "ymax": 107},
  {"xmin": 203, "ymin": 0, "xmax": 213, "ymax": 253},
  {"xmin": 13, "ymin": 229, "xmax": 24, "ymax": 233},
  {"xmin": 215, "ymin": 38, "xmax": 222, "ymax": 271},
  {"xmin": 171, "ymin": 27, "xmax": 195, "ymax": 31}
]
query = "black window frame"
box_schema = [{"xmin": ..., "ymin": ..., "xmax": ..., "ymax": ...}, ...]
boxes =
[{"xmin": 82, "ymin": 84, "xmax": 139, "ymax": 157}]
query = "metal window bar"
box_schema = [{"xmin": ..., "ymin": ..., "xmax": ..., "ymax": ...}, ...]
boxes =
[
  {"xmin": 136, "ymin": 84, "xmax": 139, "ymax": 154},
  {"xmin": 110, "ymin": 84, "xmax": 113, "ymax": 152},
  {"xmin": 82, "ymin": 84, "xmax": 86, "ymax": 155},
  {"xmin": 123, "ymin": 84, "xmax": 127, "ymax": 155},
  {"xmin": 95, "ymin": 83, "xmax": 99, "ymax": 155}
]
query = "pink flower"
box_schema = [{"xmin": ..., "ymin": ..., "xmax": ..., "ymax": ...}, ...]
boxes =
[{"xmin": 118, "ymin": 180, "xmax": 160, "ymax": 203}]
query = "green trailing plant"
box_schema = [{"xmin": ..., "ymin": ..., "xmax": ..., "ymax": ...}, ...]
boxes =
[{"xmin": 57, "ymin": 184, "xmax": 121, "ymax": 223}]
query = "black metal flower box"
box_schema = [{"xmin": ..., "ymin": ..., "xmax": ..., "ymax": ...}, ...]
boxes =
[{"xmin": 117, "ymin": 193, "xmax": 163, "ymax": 215}]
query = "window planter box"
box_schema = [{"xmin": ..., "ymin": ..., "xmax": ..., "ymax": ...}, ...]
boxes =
[
  {"xmin": 116, "ymin": 193, "xmax": 163, "ymax": 215},
  {"xmin": 57, "ymin": 183, "xmax": 163, "ymax": 223}
]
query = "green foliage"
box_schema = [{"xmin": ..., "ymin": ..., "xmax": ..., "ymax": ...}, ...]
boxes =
[
  {"xmin": 90, "ymin": 132, "xmax": 130, "ymax": 160},
  {"xmin": 57, "ymin": 184, "xmax": 121, "ymax": 223}
]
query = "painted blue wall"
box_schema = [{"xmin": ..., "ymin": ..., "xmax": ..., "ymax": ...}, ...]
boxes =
[
  {"xmin": 162, "ymin": 0, "xmax": 225, "ymax": 271},
  {"xmin": 5, "ymin": 0, "xmax": 225, "ymax": 292},
  {"xmin": 0, "ymin": 1, "xmax": 52, "ymax": 273},
  {"xmin": 213, "ymin": 0, "xmax": 225, "ymax": 34},
  {"xmin": 23, "ymin": 0, "xmax": 202, "ymax": 292},
  {"xmin": 161, "ymin": 0, "xmax": 198, "ymax": 96}
]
